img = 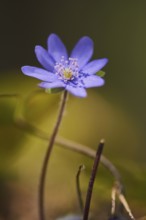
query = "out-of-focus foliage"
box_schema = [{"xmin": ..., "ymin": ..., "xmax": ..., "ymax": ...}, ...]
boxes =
[{"xmin": 0, "ymin": 72, "xmax": 146, "ymax": 219}]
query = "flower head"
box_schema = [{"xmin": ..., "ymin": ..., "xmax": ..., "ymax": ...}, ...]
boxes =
[{"xmin": 21, "ymin": 34, "xmax": 108, "ymax": 98}]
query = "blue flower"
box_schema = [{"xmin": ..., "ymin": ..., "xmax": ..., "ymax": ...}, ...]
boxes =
[{"xmin": 21, "ymin": 34, "xmax": 108, "ymax": 98}]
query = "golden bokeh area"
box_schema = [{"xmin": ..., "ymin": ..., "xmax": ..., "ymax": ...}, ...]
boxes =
[{"xmin": 0, "ymin": 72, "xmax": 146, "ymax": 219}]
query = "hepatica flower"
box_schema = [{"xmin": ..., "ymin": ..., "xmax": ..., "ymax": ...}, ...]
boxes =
[{"xmin": 21, "ymin": 34, "xmax": 108, "ymax": 98}]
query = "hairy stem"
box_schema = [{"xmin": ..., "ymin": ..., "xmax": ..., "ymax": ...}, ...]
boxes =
[{"xmin": 38, "ymin": 90, "xmax": 68, "ymax": 220}]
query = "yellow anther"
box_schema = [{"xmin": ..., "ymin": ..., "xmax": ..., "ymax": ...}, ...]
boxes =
[{"xmin": 63, "ymin": 68, "xmax": 73, "ymax": 80}]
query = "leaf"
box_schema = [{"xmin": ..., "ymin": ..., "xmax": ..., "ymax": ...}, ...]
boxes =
[{"xmin": 96, "ymin": 70, "xmax": 105, "ymax": 77}]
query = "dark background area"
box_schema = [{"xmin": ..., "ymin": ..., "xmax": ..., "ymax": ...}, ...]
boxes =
[
  {"xmin": 0, "ymin": 0, "xmax": 146, "ymax": 219},
  {"xmin": 1, "ymin": 0, "xmax": 146, "ymax": 152},
  {"xmin": 1, "ymin": 0, "xmax": 146, "ymax": 112}
]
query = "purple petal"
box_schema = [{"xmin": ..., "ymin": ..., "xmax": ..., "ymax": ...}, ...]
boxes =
[
  {"xmin": 35, "ymin": 46, "xmax": 55, "ymax": 71},
  {"xmin": 82, "ymin": 75, "xmax": 104, "ymax": 88},
  {"xmin": 39, "ymin": 81, "xmax": 65, "ymax": 89},
  {"xmin": 47, "ymin": 34, "xmax": 68, "ymax": 62},
  {"xmin": 21, "ymin": 66, "xmax": 57, "ymax": 82},
  {"xmin": 70, "ymin": 36, "xmax": 94, "ymax": 70},
  {"xmin": 66, "ymin": 85, "xmax": 87, "ymax": 98},
  {"xmin": 82, "ymin": 58, "xmax": 108, "ymax": 74}
]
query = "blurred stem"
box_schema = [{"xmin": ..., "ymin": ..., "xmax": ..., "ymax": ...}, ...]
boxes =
[
  {"xmin": 4, "ymin": 91, "xmax": 124, "ymax": 204},
  {"xmin": 38, "ymin": 90, "xmax": 68, "ymax": 220},
  {"xmin": 15, "ymin": 117, "xmax": 123, "ymax": 192},
  {"xmin": 0, "ymin": 93, "xmax": 20, "ymax": 97},
  {"xmin": 57, "ymin": 137, "xmax": 122, "ymax": 183},
  {"xmin": 1, "ymin": 92, "xmax": 122, "ymax": 187},
  {"xmin": 1, "ymin": 91, "xmax": 131, "ymax": 216}
]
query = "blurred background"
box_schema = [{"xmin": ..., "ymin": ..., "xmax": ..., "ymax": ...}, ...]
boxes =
[{"xmin": 0, "ymin": 0, "xmax": 146, "ymax": 219}]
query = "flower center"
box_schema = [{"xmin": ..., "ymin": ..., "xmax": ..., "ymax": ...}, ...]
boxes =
[
  {"xmin": 63, "ymin": 68, "xmax": 73, "ymax": 80},
  {"xmin": 54, "ymin": 56, "xmax": 79, "ymax": 81}
]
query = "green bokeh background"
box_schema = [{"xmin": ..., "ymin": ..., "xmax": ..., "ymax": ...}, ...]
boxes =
[{"xmin": 0, "ymin": 0, "xmax": 146, "ymax": 219}]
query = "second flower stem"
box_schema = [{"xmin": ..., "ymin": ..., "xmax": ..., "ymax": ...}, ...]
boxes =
[{"xmin": 38, "ymin": 90, "xmax": 68, "ymax": 220}]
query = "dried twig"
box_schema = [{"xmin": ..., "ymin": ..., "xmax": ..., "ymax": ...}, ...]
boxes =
[
  {"xmin": 110, "ymin": 181, "xmax": 135, "ymax": 220},
  {"xmin": 83, "ymin": 140, "xmax": 104, "ymax": 220}
]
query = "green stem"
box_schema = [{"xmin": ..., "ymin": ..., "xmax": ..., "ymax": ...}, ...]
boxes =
[{"xmin": 38, "ymin": 90, "xmax": 68, "ymax": 220}]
